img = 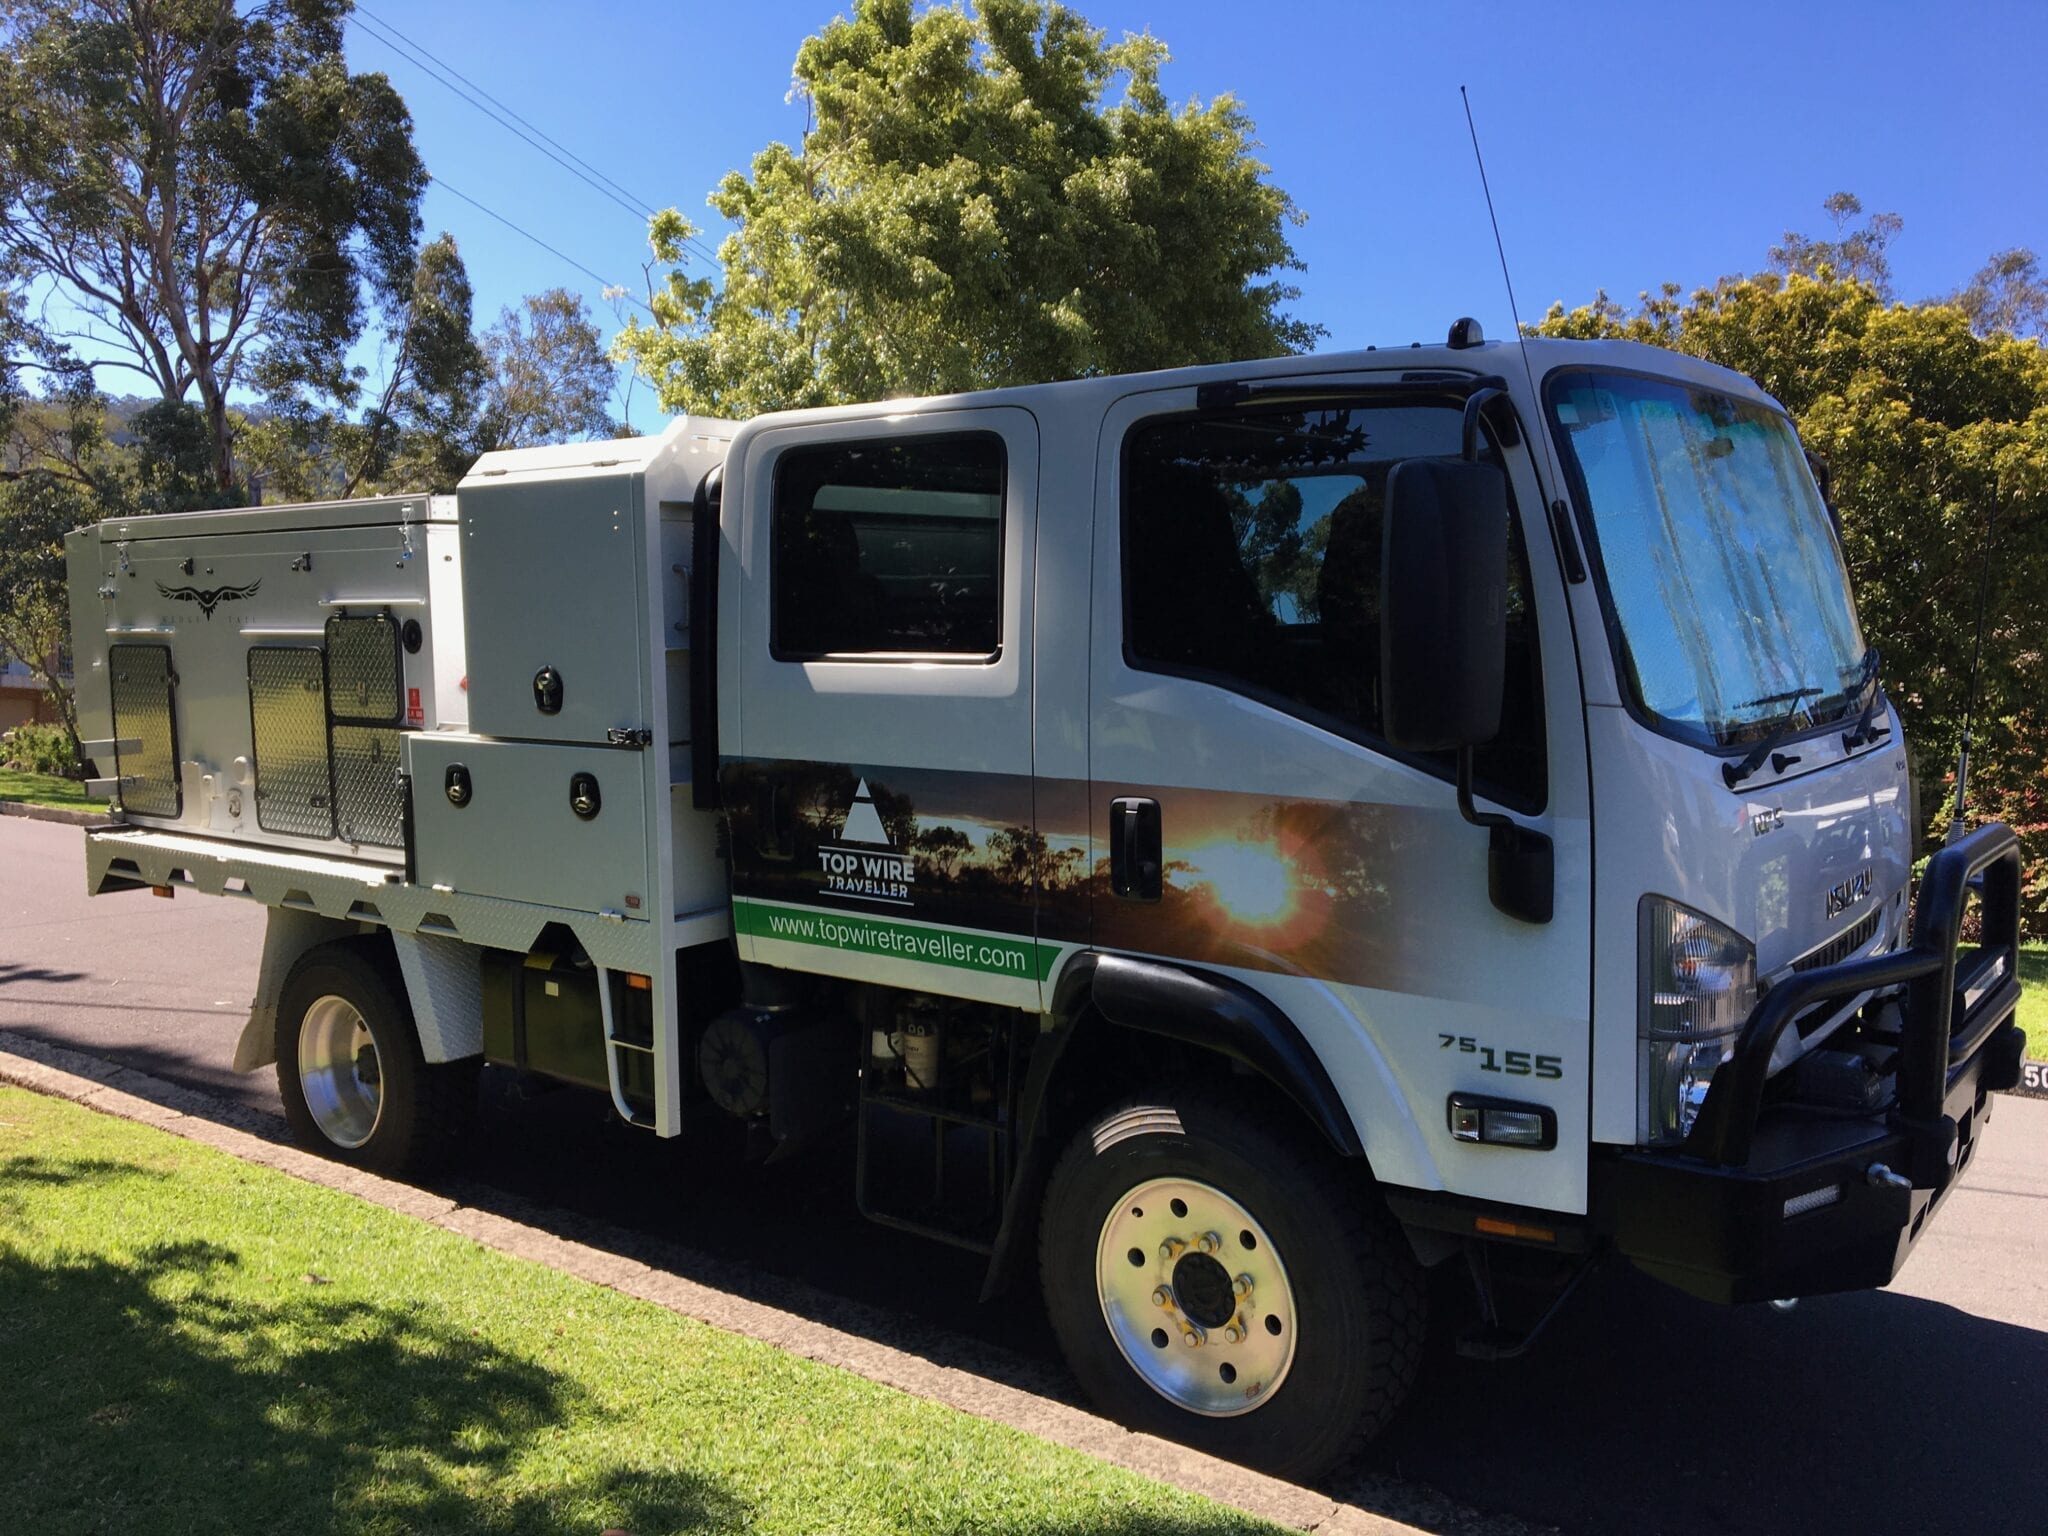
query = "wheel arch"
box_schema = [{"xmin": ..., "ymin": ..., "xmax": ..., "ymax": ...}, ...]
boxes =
[
  {"xmin": 1085, "ymin": 955, "xmax": 1364, "ymax": 1157},
  {"xmin": 272, "ymin": 927, "xmax": 479, "ymax": 1176},
  {"xmin": 981, "ymin": 951, "xmax": 1366, "ymax": 1299},
  {"xmin": 236, "ymin": 913, "xmax": 483, "ymax": 1072},
  {"xmin": 233, "ymin": 908, "xmax": 362, "ymax": 1072}
]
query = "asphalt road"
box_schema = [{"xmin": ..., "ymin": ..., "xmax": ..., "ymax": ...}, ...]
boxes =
[{"xmin": 4, "ymin": 813, "xmax": 2045, "ymax": 1536}]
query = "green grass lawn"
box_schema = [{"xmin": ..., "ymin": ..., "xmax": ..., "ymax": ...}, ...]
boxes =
[
  {"xmin": 0, "ymin": 1087, "xmax": 1270, "ymax": 1536},
  {"xmin": 0, "ymin": 767, "xmax": 104, "ymax": 811},
  {"xmin": 2021, "ymin": 943, "xmax": 2046, "ymax": 1062}
]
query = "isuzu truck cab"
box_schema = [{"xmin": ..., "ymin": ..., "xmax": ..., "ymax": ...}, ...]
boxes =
[{"xmin": 63, "ymin": 325, "xmax": 2027, "ymax": 1479}]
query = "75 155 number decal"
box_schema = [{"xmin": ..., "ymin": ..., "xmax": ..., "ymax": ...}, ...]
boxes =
[{"xmin": 1439, "ymin": 1035, "xmax": 1564, "ymax": 1079}]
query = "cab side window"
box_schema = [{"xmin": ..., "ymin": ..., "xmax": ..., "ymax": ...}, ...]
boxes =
[
  {"xmin": 772, "ymin": 433, "xmax": 1005, "ymax": 659},
  {"xmin": 1122, "ymin": 400, "xmax": 1546, "ymax": 811}
]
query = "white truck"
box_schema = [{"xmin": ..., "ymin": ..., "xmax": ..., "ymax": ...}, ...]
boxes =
[{"xmin": 63, "ymin": 326, "xmax": 2028, "ymax": 1480}]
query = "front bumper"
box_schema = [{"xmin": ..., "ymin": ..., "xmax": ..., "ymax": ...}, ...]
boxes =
[{"xmin": 1591, "ymin": 823, "xmax": 2027, "ymax": 1304}]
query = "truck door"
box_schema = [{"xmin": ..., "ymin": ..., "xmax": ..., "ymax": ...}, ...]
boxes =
[
  {"xmin": 724, "ymin": 407, "xmax": 1047, "ymax": 1011},
  {"xmin": 1085, "ymin": 381, "xmax": 1594, "ymax": 1214}
]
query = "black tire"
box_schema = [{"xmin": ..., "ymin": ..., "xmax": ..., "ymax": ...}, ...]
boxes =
[
  {"xmin": 1038, "ymin": 1086, "xmax": 1425, "ymax": 1482},
  {"xmin": 275, "ymin": 938, "xmax": 476, "ymax": 1178}
]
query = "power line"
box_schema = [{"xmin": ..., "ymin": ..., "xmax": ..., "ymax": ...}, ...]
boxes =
[
  {"xmin": 350, "ymin": 12, "xmax": 648, "ymax": 226},
  {"xmin": 428, "ymin": 176, "xmax": 652, "ymax": 316},
  {"xmin": 349, "ymin": 7, "xmax": 722, "ymax": 270},
  {"xmin": 357, "ymin": 4, "xmax": 655, "ymax": 215}
]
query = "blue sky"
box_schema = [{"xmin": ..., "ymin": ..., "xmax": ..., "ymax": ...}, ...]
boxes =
[{"xmin": 75, "ymin": 2, "xmax": 2048, "ymax": 430}]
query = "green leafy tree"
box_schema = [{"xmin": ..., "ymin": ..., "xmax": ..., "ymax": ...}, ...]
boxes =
[
  {"xmin": 1, "ymin": 296, "xmax": 100, "ymax": 757},
  {"xmin": 128, "ymin": 400, "xmax": 241, "ymax": 513},
  {"xmin": 240, "ymin": 235, "xmax": 488, "ymax": 500},
  {"xmin": 480, "ymin": 288, "xmax": 618, "ymax": 449},
  {"xmin": 1954, "ymin": 249, "xmax": 2047, "ymax": 340},
  {"xmin": 343, "ymin": 233, "xmax": 486, "ymax": 494},
  {"xmin": 1536, "ymin": 203, "xmax": 2048, "ymax": 931},
  {"xmin": 235, "ymin": 408, "xmax": 343, "ymax": 505},
  {"xmin": 617, "ymin": 0, "xmax": 1319, "ymax": 418},
  {"xmin": 0, "ymin": 262, "xmax": 99, "ymax": 474},
  {"xmin": 1768, "ymin": 191, "xmax": 1904, "ymax": 296},
  {"xmin": 0, "ymin": 272, "xmax": 37, "ymax": 444},
  {"xmin": 0, "ymin": 308, "xmax": 233, "ymax": 754},
  {"xmin": 0, "ymin": 469, "xmax": 87, "ymax": 751},
  {"xmin": 0, "ymin": 365, "xmax": 109, "ymax": 757},
  {"xmin": 0, "ymin": 0, "xmax": 427, "ymax": 493},
  {"xmin": 244, "ymin": 267, "xmax": 592, "ymax": 500}
]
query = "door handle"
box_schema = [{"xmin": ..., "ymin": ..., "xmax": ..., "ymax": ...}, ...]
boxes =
[{"xmin": 1110, "ymin": 797, "xmax": 1162, "ymax": 901}]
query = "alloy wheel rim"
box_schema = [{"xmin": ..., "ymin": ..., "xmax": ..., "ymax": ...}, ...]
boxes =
[
  {"xmin": 1095, "ymin": 1176, "xmax": 1298, "ymax": 1417},
  {"xmin": 298, "ymin": 994, "xmax": 383, "ymax": 1149}
]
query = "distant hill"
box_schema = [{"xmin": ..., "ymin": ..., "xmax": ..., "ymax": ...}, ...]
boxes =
[{"xmin": 95, "ymin": 393, "xmax": 277, "ymax": 447}]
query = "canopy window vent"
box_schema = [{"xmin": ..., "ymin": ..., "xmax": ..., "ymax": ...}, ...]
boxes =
[
  {"xmin": 326, "ymin": 613, "xmax": 402, "ymax": 722},
  {"xmin": 107, "ymin": 643, "xmax": 181, "ymax": 819},
  {"xmin": 325, "ymin": 614, "xmax": 405, "ymax": 848},
  {"xmin": 248, "ymin": 646, "xmax": 335, "ymax": 839}
]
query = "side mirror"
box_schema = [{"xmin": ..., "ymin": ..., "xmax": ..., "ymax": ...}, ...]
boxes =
[
  {"xmin": 1379, "ymin": 457, "xmax": 1510, "ymax": 752},
  {"xmin": 1379, "ymin": 453, "xmax": 1551, "ymax": 924}
]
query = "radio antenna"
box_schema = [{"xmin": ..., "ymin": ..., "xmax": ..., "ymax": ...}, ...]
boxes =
[
  {"xmin": 1461, "ymin": 87, "xmax": 1530, "ymax": 356},
  {"xmin": 1460, "ymin": 87, "xmax": 1572, "ymax": 517}
]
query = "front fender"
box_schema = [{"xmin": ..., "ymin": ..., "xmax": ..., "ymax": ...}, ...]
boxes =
[
  {"xmin": 981, "ymin": 950, "xmax": 1376, "ymax": 1298},
  {"xmin": 1086, "ymin": 954, "xmax": 1364, "ymax": 1156}
]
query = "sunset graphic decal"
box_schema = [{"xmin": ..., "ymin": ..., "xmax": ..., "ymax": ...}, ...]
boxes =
[{"xmin": 725, "ymin": 759, "xmax": 1421, "ymax": 991}]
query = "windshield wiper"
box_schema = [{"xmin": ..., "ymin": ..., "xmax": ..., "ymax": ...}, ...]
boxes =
[
  {"xmin": 1722, "ymin": 686, "xmax": 1821, "ymax": 789},
  {"xmin": 1841, "ymin": 646, "xmax": 1889, "ymax": 750}
]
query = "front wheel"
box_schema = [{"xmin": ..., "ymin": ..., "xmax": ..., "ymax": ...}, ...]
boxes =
[
  {"xmin": 276, "ymin": 939, "xmax": 474, "ymax": 1178},
  {"xmin": 1038, "ymin": 1089, "xmax": 1424, "ymax": 1481}
]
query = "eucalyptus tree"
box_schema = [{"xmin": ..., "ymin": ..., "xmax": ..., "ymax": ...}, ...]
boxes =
[{"xmin": 0, "ymin": 0, "xmax": 427, "ymax": 492}]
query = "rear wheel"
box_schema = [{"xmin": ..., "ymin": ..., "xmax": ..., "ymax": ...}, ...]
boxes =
[
  {"xmin": 1039, "ymin": 1088, "xmax": 1424, "ymax": 1481},
  {"xmin": 276, "ymin": 939, "xmax": 475, "ymax": 1178}
]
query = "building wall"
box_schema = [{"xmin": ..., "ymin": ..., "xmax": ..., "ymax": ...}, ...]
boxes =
[
  {"xmin": 0, "ymin": 656, "xmax": 60, "ymax": 733},
  {"xmin": 0, "ymin": 687, "xmax": 48, "ymax": 732}
]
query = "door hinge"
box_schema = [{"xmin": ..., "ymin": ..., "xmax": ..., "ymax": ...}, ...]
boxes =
[{"xmin": 605, "ymin": 726, "xmax": 653, "ymax": 749}]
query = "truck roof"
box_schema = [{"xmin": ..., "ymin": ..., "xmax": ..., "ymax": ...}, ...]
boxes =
[
  {"xmin": 724, "ymin": 332, "xmax": 1783, "ymax": 439},
  {"xmin": 85, "ymin": 334, "xmax": 1776, "ymax": 534},
  {"xmin": 95, "ymin": 490, "xmax": 450, "ymax": 543},
  {"xmin": 460, "ymin": 413, "xmax": 740, "ymax": 488}
]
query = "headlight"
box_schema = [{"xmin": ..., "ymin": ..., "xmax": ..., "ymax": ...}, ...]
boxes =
[{"xmin": 1639, "ymin": 897, "xmax": 1757, "ymax": 1145}]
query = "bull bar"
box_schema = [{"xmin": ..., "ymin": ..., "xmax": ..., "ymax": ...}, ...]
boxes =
[{"xmin": 1593, "ymin": 822, "xmax": 2028, "ymax": 1303}]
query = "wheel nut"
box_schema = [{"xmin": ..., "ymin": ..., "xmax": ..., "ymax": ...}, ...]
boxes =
[
  {"xmin": 1197, "ymin": 1231, "xmax": 1221, "ymax": 1254},
  {"xmin": 1181, "ymin": 1326, "xmax": 1206, "ymax": 1347},
  {"xmin": 1158, "ymin": 1237, "xmax": 1185, "ymax": 1261},
  {"xmin": 1233, "ymin": 1274, "xmax": 1253, "ymax": 1297},
  {"xmin": 1225, "ymin": 1325, "xmax": 1244, "ymax": 1343},
  {"xmin": 1152, "ymin": 1286, "xmax": 1173, "ymax": 1308}
]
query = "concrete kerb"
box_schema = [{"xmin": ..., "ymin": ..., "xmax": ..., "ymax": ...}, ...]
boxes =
[
  {"xmin": 0, "ymin": 799, "xmax": 108, "ymax": 828},
  {"xmin": 0, "ymin": 1034, "xmax": 1427, "ymax": 1536}
]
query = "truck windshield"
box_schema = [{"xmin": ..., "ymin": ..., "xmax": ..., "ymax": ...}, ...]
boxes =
[{"xmin": 1547, "ymin": 369, "xmax": 1867, "ymax": 748}]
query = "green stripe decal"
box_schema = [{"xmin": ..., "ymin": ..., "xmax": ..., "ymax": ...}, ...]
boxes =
[{"xmin": 733, "ymin": 898, "xmax": 1059, "ymax": 982}]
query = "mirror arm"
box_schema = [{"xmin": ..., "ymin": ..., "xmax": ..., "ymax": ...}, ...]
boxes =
[
  {"xmin": 1461, "ymin": 386, "xmax": 1511, "ymax": 462},
  {"xmin": 1456, "ymin": 747, "xmax": 1555, "ymax": 925},
  {"xmin": 1455, "ymin": 745, "xmax": 1510, "ymax": 832}
]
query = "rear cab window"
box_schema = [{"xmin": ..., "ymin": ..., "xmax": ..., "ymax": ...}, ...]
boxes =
[{"xmin": 771, "ymin": 433, "xmax": 1006, "ymax": 661}]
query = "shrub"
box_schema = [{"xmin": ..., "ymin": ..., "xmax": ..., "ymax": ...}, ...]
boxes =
[{"xmin": 0, "ymin": 721, "xmax": 77, "ymax": 777}]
